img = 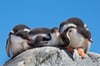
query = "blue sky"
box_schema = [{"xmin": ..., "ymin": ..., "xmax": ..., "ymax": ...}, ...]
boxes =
[{"xmin": 0, "ymin": 0, "xmax": 100, "ymax": 65}]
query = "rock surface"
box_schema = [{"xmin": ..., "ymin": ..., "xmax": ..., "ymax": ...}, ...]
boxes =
[{"xmin": 3, "ymin": 47, "xmax": 100, "ymax": 66}]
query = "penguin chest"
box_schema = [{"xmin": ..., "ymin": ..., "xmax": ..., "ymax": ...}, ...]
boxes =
[
  {"xmin": 10, "ymin": 35, "xmax": 29, "ymax": 56},
  {"xmin": 69, "ymin": 31, "xmax": 85, "ymax": 48}
]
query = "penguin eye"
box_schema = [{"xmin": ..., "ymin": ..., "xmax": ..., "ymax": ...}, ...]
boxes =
[
  {"xmin": 43, "ymin": 37, "xmax": 51, "ymax": 41},
  {"xmin": 69, "ymin": 30, "xmax": 72, "ymax": 33},
  {"xmin": 23, "ymin": 35, "xmax": 26, "ymax": 38},
  {"xmin": 23, "ymin": 35, "xmax": 27, "ymax": 39}
]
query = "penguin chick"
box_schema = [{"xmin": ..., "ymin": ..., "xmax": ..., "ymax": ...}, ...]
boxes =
[
  {"xmin": 28, "ymin": 27, "xmax": 65, "ymax": 48},
  {"xmin": 59, "ymin": 18, "xmax": 93, "ymax": 59},
  {"xmin": 64, "ymin": 27, "xmax": 92, "ymax": 58},
  {"xmin": 28, "ymin": 27, "xmax": 51, "ymax": 47},
  {"xmin": 59, "ymin": 17, "xmax": 93, "ymax": 47},
  {"xmin": 6, "ymin": 24, "xmax": 30, "ymax": 58},
  {"xmin": 6, "ymin": 30, "xmax": 31, "ymax": 58}
]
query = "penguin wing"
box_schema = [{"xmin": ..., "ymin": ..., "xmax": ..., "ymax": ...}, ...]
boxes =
[
  {"xmin": 6, "ymin": 37, "xmax": 11, "ymax": 57},
  {"xmin": 60, "ymin": 32, "xmax": 70, "ymax": 47}
]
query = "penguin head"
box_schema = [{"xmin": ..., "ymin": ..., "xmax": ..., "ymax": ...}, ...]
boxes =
[
  {"xmin": 67, "ymin": 17, "xmax": 93, "ymax": 43},
  {"xmin": 28, "ymin": 28, "xmax": 51, "ymax": 45},
  {"xmin": 59, "ymin": 17, "xmax": 89, "ymax": 33},
  {"xmin": 77, "ymin": 28, "xmax": 93, "ymax": 43},
  {"xmin": 10, "ymin": 24, "xmax": 30, "ymax": 35},
  {"xmin": 15, "ymin": 30, "xmax": 31, "ymax": 41},
  {"xmin": 29, "ymin": 28, "xmax": 51, "ymax": 39}
]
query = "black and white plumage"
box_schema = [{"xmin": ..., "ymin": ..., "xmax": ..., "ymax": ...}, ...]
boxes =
[
  {"xmin": 11, "ymin": 24, "xmax": 30, "ymax": 33},
  {"xmin": 28, "ymin": 27, "xmax": 65, "ymax": 48},
  {"xmin": 45, "ymin": 27, "xmax": 64, "ymax": 47},
  {"xmin": 59, "ymin": 17, "xmax": 93, "ymax": 53},
  {"xmin": 59, "ymin": 17, "xmax": 89, "ymax": 33},
  {"xmin": 6, "ymin": 24, "xmax": 31, "ymax": 58},
  {"xmin": 28, "ymin": 28, "xmax": 51, "ymax": 47}
]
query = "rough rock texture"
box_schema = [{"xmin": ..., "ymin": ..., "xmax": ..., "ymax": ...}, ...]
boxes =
[{"xmin": 3, "ymin": 47, "xmax": 100, "ymax": 66}]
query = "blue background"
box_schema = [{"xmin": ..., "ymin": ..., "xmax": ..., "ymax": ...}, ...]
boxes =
[{"xmin": 0, "ymin": 0, "xmax": 100, "ymax": 65}]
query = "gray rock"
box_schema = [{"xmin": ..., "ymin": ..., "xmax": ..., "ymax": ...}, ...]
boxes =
[{"xmin": 3, "ymin": 47, "xmax": 100, "ymax": 66}]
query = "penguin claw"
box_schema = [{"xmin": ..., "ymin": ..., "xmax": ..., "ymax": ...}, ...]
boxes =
[{"xmin": 77, "ymin": 48, "xmax": 85, "ymax": 59}]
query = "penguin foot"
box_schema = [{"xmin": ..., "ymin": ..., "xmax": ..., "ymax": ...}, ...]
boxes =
[
  {"xmin": 77, "ymin": 48, "xmax": 85, "ymax": 59},
  {"xmin": 67, "ymin": 46, "xmax": 74, "ymax": 54}
]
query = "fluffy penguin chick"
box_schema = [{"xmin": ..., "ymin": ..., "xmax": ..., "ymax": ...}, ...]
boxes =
[
  {"xmin": 28, "ymin": 27, "xmax": 65, "ymax": 48},
  {"xmin": 6, "ymin": 30, "xmax": 31, "ymax": 58},
  {"xmin": 28, "ymin": 28, "xmax": 51, "ymax": 47},
  {"xmin": 6, "ymin": 24, "xmax": 30, "ymax": 58},
  {"xmin": 59, "ymin": 18, "xmax": 93, "ymax": 59},
  {"xmin": 67, "ymin": 27, "xmax": 92, "ymax": 58}
]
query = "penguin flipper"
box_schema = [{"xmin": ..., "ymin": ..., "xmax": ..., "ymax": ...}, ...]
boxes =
[{"xmin": 6, "ymin": 37, "xmax": 11, "ymax": 57}]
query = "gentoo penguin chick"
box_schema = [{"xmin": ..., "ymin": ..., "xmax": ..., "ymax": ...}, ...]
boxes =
[
  {"xmin": 28, "ymin": 27, "xmax": 51, "ymax": 47},
  {"xmin": 59, "ymin": 17, "xmax": 93, "ymax": 58},
  {"xmin": 67, "ymin": 27, "xmax": 92, "ymax": 58},
  {"xmin": 28, "ymin": 27, "xmax": 65, "ymax": 48},
  {"xmin": 6, "ymin": 24, "xmax": 31, "ymax": 58}
]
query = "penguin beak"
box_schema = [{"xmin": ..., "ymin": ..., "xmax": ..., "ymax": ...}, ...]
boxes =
[
  {"xmin": 89, "ymin": 38, "xmax": 93, "ymax": 43},
  {"xmin": 27, "ymin": 37, "xmax": 33, "ymax": 44}
]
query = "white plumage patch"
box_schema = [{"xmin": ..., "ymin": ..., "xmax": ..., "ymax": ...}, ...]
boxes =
[
  {"xmin": 61, "ymin": 24, "xmax": 77, "ymax": 33},
  {"xmin": 47, "ymin": 32, "xmax": 61, "ymax": 45},
  {"xmin": 24, "ymin": 28, "xmax": 30, "ymax": 32},
  {"xmin": 47, "ymin": 34, "xmax": 58, "ymax": 45},
  {"xmin": 10, "ymin": 35, "xmax": 30, "ymax": 56}
]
